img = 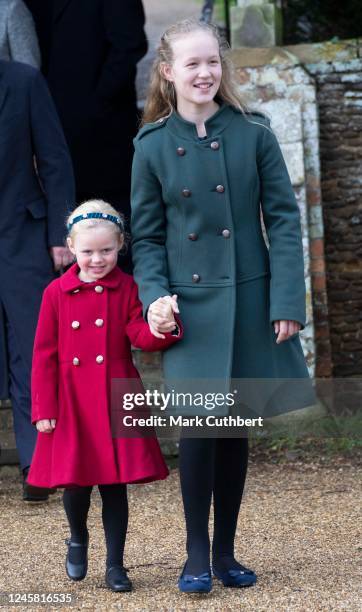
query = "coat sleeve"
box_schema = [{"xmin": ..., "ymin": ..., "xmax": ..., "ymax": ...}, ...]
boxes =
[
  {"xmin": 125, "ymin": 280, "xmax": 182, "ymax": 352},
  {"xmin": 29, "ymin": 69, "xmax": 75, "ymax": 246},
  {"xmin": 31, "ymin": 284, "xmax": 59, "ymax": 424},
  {"xmin": 258, "ymin": 125, "xmax": 306, "ymax": 328},
  {"xmin": 97, "ymin": 0, "xmax": 147, "ymax": 101},
  {"xmin": 131, "ymin": 140, "xmax": 172, "ymax": 316},
  {"xmin": 7, "ymin": 0, "xmax": 41, "ymax": 68}
]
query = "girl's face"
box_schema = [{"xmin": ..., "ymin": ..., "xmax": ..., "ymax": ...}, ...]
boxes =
[
  {"xmin": 163, "ymin": 31, "xmax": 222, "ymax": 111},
  {"xmin": 67, "ymin": 225, "xmax": 123, "ymax": 282}
]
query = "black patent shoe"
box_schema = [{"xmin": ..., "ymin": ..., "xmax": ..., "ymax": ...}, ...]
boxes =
[
  {"xmin": 22, "ymin": 467, "xmax": 49, "ymax": 502},
  {"xmin": 105, "ymin": 565, "xmax": 133, "ymax": 592},
  {"xmin": 65, "ymin": 537, "xmax": 89, "ymax": 581}
]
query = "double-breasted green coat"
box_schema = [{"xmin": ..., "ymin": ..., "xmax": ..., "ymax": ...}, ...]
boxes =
[{"xmin": 131, "ymin": 104, "xmax": 312, "ymax": 416}]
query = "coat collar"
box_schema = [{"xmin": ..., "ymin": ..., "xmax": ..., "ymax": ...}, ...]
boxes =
[
  {"xmin": 60, "ymin": 263, "xmax": 125, "ymax": 293},
  {"xmin": 166, "ymin": 103, "xmax": 236, "ymax": 141}
]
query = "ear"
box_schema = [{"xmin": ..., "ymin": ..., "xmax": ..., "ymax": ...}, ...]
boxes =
[
  {"xmin": 66, "ymin": 236, "xmax": 75, "ymax": 254},
  {"xmin": 160, "ymin": 62, "xmax": 173, "ymax": 83}
]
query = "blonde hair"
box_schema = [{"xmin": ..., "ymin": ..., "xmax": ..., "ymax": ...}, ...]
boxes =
[
  {"xmin": 67, "ymin": 199, "xmax": 126, "ymax": 242},
  {"xmin": 142, "ymin": 19, "xmax": 247, "ymax": 125}
]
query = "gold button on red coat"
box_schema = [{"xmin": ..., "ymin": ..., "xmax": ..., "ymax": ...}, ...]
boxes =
[
  {"xmin": 95, "ymin": 285, "xmax": 103, "ymax": 293},
  {"xmin": 210, "ymin": 141, "xmax": 219, "ymax": 150},
  {"xmin": 182, "ymin": 189, "xmax": 191, "ymax": 198},
  {"xmin": 71, "ymin": 320, "xmax": 80, "ymax": 329},
  {"xmin": 222, "ymin": 229, "xmax": 231, "ymax": 238},
  {"xmin": 96, "ymin": 355, "xmax": 104, "ymax": 364},
  {"xmin": 73, "ymin": 357, "xmax": 80, "ymax": 366},
  {"xmin": 95, "ymin": 319, "xmax": 104, "ymax": 327},
  {"xmin": 192, "ymin": 274, "xmax": 200, "ymax": 283},
  {"xmin": 216, "ymin": 185, "xmax": 225, "ymax": 193},
  {"xmin": 177, "ymin": 147, "xmax": 186, "ymax": 156}
]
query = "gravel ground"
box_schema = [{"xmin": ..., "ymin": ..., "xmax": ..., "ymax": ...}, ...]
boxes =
[{"xmin": 0, "ymin": 458, "xmax": 360, "ymax": 611}]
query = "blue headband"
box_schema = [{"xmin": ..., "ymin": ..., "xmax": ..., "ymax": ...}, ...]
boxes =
[{"xmin": 67, "ymin": 212, "xmax": 123, "ymax": 232}]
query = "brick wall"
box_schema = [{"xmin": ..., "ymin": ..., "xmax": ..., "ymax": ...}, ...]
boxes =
[{"xmin": 311, "ymin": 60, "xmax": 362, "ymax": 376}]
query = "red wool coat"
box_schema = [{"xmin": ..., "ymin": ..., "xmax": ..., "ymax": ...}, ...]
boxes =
[{"xmin": 28, "ymin": 264, "xmax": 182, "ymax": 488}]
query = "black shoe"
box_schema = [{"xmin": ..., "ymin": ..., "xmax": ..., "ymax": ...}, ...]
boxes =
[
  {"xmin": 65, "ymin": 537, "xmax": 89, "ymax": 581},
  {"xmin": 22, "ymin": 467, "xmax": 49, "ymax": 502},
  {"xmin": 105, "ymin": 565, "xmax": 132, "ymax": 592}
]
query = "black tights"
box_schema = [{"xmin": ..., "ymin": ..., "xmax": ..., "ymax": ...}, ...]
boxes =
[
  {"xmin": 63, "ymin": 484, "xmax": 128, "ymax": 568},
  {"xmin": 179, "ymin": 437, "xmax": 249, "ymax": 575}
]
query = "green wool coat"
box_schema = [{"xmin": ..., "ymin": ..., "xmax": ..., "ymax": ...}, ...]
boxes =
[{"xmin": 131, "ymin": 104, "xmax": 312, "ymax": 416}]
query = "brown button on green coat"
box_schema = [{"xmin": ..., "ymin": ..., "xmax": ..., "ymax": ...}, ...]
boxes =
[{"xmin": 131, "ymin": 105, "xmax": 312, "ymax": 415}]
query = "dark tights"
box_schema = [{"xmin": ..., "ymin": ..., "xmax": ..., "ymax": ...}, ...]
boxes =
[
  {"xmin": 179, "ymin": 437, "xmax": 248, "ymax": 575},
  {"xmin": 63, "ymin": 484, "xmax": 128, "ymax": 568}
]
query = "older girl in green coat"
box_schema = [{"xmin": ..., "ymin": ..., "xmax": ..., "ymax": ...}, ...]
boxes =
[{"xmin": 131, "ymin": 19, "xmax": 310, "ymax": 593}]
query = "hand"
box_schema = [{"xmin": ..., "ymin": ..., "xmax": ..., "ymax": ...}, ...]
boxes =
[
  {"xmin": 36, "ymin": 419, "xmax": 56, "ymax": 433},
  {"xmin": 274, "ymin": 320, "xmax": 301, "ymax": 344},
  {"xmin": 49, "ymin": 246, "xmax": 73, "ymax": 272},
  {"xmin": 148, "ymin": 295, "xmax": 179, "ymax": 339}
]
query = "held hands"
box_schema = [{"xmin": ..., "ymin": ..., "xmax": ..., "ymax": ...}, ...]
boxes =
[
  {"xmin": 148, "ymin": 295, "xmax": 179, "ymax": 339},
  {"xmin": 49, "ymin": 246, "xmax": 73, "ymax": 272},
  {"xmin": 274, "ymin": 320, "xmax": 301, "ymax": 344},
  {"xmin": 36, "ymin": 419, "xmax": 57, "ymax": 433}
]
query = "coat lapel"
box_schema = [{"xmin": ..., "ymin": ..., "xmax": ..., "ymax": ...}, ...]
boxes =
[
  {"xmin": 53, "ymin": 0, "xmax": 72, "ymax": 23},
  {"xmin": 0, "ymin": 66, "xmax": 9, "ymax": 115}
]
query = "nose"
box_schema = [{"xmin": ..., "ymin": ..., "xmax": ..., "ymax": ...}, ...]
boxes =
[
  {"xmin": 198, "ymin": 64, "xmax": 212, "ymax": 78},
  {"xmin": 91, "ymin": 251, "xmax": 103, "ymax": 263}
]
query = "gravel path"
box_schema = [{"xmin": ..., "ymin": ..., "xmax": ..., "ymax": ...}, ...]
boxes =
[{"xmin": 0, "ymin": 459, "xmax": 360, "ymax": 611}]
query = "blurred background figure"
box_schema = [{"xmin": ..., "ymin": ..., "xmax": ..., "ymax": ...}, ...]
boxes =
[
  {"xmin": 0, "ymin": 60, "xmax": 75, "ymax": 501},
  {"xmin": 0, "ymin": 0, "xmax": 40, "ymax": 66},
  {"xmin": 26, "ymin": 0, "xmax": 148, "ymax": 271}
]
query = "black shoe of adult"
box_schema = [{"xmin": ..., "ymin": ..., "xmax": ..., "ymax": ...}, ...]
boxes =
[
  {"xmin": 105, "ymin": 565, "xmax": 133, "ymax": 592},
  {"xmin": 22, "ymin": 467, "xmax": 49, "ymax": 502},
  {"xmin": 65, "ymin": 538, "xmax": 89, "ymax": 581}
]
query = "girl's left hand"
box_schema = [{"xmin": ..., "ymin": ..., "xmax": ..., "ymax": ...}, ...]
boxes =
[{"xmin": 274, "ymin": 320, "xmax": 301, "ymax": 344}]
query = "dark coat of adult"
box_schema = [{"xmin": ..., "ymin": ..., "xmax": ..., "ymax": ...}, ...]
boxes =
[
  {"xmin": 0, "ymin": 60, "xmax": 75, "ymax": 399},
  {"xmin": 25, "ymin": 0, "xmax": 148, "ymax": 196},
  {"xmin": 131, "ymin": 105, "xmax": 313, "ymax": 416}
]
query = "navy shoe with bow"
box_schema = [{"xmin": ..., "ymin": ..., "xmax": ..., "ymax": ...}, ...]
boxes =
[
  {"xmin": 213, "ymin": 564, "xmax": 257, "ymax": 588},
  {"xmin": 178, "ymin": 563, "xmax": 212, "ymax": 593}
]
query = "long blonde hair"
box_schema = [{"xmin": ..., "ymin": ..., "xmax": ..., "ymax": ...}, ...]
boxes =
[{"xmin": 142, "ymin": 19, "xmax": 247, "ymax": 125}]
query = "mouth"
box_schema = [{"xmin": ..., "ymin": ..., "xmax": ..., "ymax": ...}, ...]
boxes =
[{"xmin": 194, "ymin": 83, "xmax": 213, "ymax": 90}]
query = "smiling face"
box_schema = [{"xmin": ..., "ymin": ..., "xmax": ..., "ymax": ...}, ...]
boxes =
[
  {"xmin": 162, "ymin": 30, "xmax": 222, "ymax": 113},
  {"xmin": 67, "ymin": 225, "xmax": 123, "ymax": 282}
]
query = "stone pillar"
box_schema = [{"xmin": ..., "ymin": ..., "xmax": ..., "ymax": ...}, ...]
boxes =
[{"xmin": 230, "ymin": 1, "xmax": 283, "ymax": 48}]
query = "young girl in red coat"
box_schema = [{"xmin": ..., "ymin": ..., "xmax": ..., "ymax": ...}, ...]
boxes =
[{"xmin": 28, "ymin": 199, "xmax": 182, "ymax": 592}]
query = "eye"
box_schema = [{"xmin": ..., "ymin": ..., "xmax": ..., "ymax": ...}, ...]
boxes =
[
  {"xmin": 82, "ymin": 250, "xmax": 92, "ymax": 254},
  {"xmin": 210, "ymin": 60, "xmax": 219, "ymax": 64},
  {"xmin": 187, "ymin": 62, "xmax": 197, "ymax": 67},
  {"xmin": 102, "ymin": 248, "xmax": 112, "ymax": 253}
]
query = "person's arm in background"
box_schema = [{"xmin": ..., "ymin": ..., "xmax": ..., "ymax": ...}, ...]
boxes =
[
  {"xmin": 7, "ymin": 0, "xmax": 41, "ymax": 68},
  {"xmin": 97, "ymin": 0, "xmax": 147, "ymax": 102},
  {"xmin": 29, "ymin": 68, "xmax": 75, "ymax": 269}
]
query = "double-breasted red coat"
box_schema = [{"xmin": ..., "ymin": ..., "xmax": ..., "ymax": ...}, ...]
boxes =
[{"xmin": 28, "ymin": 263, "xmax": 182, "ymax": 488}]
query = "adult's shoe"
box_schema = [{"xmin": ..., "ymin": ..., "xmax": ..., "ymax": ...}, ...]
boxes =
[
  {"xmin": 22, "ymin": 467, "xmax": 49, "ymax": 502},
  {"xmin": 178, "ymin": 563, "xmax": 212, "ymax": 594},
  {"xmin": 213, "ymin": 564, "xmax": 257, "ymax": 588}
]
